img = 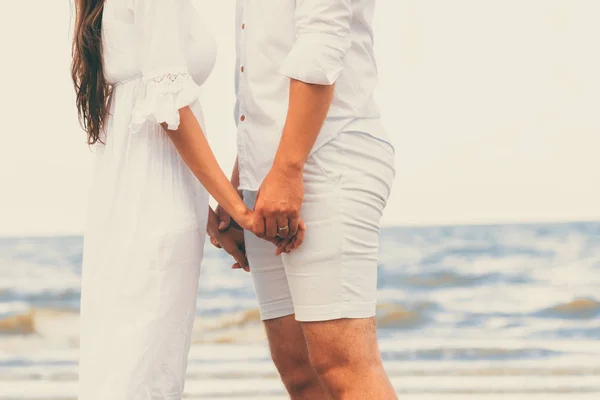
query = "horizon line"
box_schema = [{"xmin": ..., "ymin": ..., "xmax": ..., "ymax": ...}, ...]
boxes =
[{"xmin": 1, "ymin": 217, "xmax": 599, "ymax": 240}]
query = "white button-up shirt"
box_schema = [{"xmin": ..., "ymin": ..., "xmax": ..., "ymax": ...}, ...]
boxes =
[{"xmin": 234, "ymin": 0, "xmax": 391, "ymax": 191}]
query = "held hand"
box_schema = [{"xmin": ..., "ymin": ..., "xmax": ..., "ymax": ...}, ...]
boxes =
[
  {"xmin": 253, "ymin": 165, "xmax": 304, "ymax": 241},
  {"xmin": 207, "ymin": 207, "xmax": 250, "ymax": 272},
  {"xmin": 208, "ymin": 227, "xmax": 250, "ymax": 272},
  {"xmin": 274, "ymin": 219, "xmax": 307, "ymax": 255},
  {"xmin": 215, "ymin": 204, "xmax": 231, "ymax": 231}
]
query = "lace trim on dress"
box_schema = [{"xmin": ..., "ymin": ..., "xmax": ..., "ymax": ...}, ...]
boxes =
[
  {"xmin": 148, "ymin": 72, "xmax": 191, "ymax": 87},
  {"xmin": 130, "ymin": 69, "xmax": 202, "ymax": 134}
]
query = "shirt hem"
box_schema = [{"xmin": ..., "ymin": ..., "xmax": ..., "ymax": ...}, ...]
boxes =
[{"xmin": 237, "ymin": 117, "xmax": 392, "ymax": 191}]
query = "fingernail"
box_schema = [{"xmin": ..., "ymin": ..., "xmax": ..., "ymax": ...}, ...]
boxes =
[{"xmin": 219, "ymin": 222, "xmax": 226, "ymax": 230}]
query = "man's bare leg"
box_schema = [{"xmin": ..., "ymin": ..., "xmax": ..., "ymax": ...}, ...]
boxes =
[
  {"xmin": 301, "ymin": 317, "xmax": 396, "ymax": 400},
  {"xmin": 263, "ymin": 315, "xmax": 332, "ymax": 399}
]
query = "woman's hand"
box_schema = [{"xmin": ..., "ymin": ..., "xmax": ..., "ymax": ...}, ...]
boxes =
[
  {"xmin": 228, "ymin": 206, "xmax": 257, "ymax": 234},
  {"xmin": 274, "ymin": 220, "xmax": 307, "ymax": 255},
  {"xmin": 207, "ymin": 208, "xmax": 249, "ymax": 271}
]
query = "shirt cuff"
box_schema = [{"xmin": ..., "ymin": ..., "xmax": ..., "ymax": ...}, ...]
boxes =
[{"xmin": 279, "ymin": 33, "xmax": 351, "ymax": 85}]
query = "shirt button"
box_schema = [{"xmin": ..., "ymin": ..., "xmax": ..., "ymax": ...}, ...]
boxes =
[
  {"xmin": 242, "ymin": 23, "xmax": 245, "ymax": 30},
  {"xmin": 240, "ymin": 115, "xmax": 246, "ymax": 122},
  {"xmin": 241, "ymin": 66, "xmax": 245, "ymax": 73}
]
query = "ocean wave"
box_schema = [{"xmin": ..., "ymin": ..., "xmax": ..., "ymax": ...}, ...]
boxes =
[
  {"xmin": 381, "ymin": 346, "xmax": 561, "ymax": 361},
  {"xmin": 2, "ymin": 223, "xmax": 600, "ymax": 352},
  {"xmin": 538, "ymin": 298, "xmax": 600, "ymax": 319},
  {"xmin": 0, "ymin": 259, "xmax": 81, "ymax": 300},
  {"xmin": 417, "ymin": 245, "xmax": 553, "ymax": 266},
  {"xmin": 0, "ymin": 302, "xmax": 435, "ymax": 342},
  {"xmin": 377, "ymin": 303, "xmax": 434, "ymax": 329},
  {"xmin": 193, "ymin": 309, "xmax": 264, "ymax": 344},
  {"xmin": 0, "ymin": 308, "xmax": 79, "ymax": 339},
  {"xmin": 0, "ymin": 311, "xmax": 35, "ymax": 334},
  {"xmin": 0, "ymin": 288, "xmax": 80, "ymax": 311},
  {"xmin": 380, "ymin": 271, "xmax": 476, "ymax": 289},
  {"xmin": 193, "ymin": 304, "xmax": 435, "ymax": 343},
  {"xmin": 380, "ymin": 270, "xmax": 529, "ymax": 290},
  {"xmin": 4, "ymin": 297, "xmax": 599, "ymax": 345},
  {"xmin": 537, "ymin": 326, "xmax": 600, "ymax": 340}
]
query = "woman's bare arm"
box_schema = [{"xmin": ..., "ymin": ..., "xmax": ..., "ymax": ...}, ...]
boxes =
[{"xmin": 163, "ymin": 107, "xmax": 253, "ymax": 230}]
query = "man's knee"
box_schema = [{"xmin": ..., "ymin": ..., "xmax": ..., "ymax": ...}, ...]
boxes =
[
  {"xmin": 275, "ymin": 357, "xmax": 317, "ymax": 393},
  {"xmin": 270, "ymin": 339, "xmax": 320, "ymax": 395},
  {"xmin": 264, "ymin": 316, "xmax": 319, "ymax": 395},
  {"xmin": 309, "ymin": 344, "xmax": 380, "ymax": 382},
  {"xmin": 302, "ymin": 318, "xmax": 382, "ymax": 380}
]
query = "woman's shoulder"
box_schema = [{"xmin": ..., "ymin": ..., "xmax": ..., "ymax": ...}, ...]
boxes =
[{"xmin": 102, "ymin": 0, "xmax": 134, "ymax": 23}]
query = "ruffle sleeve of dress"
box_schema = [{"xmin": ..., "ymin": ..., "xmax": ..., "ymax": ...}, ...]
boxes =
[{"xmin": 130, "ymin": 0, "xmax": 201, "ymax": 134}]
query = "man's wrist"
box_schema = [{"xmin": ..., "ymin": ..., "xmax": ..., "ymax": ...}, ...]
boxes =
[
  {"xmin": 231, "ymin": 157, "xmax": 241, "ymax": 187},
  {"xmin": 273, "ymin": 156, "xmax": 305, "ymax": 176},
  {"xmin": 231, "ymin": 174, "xmax": 240, "ymax": 190}
]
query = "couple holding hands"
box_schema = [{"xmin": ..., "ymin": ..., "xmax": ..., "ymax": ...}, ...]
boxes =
[{"xmin": 73, "ymin": 0, "xmax": 395, "ymax": 398}]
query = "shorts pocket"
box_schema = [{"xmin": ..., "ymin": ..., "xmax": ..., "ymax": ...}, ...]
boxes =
[
  {"xmin": 305, "ymin": 152, "xmax": 329, "ymax": 181},
  {"xmin": 305, "ymin": 139, "xmax": 344, "ymax": 183}
]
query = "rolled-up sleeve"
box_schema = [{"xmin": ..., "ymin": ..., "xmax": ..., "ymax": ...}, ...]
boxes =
[{"xmin": 279, "ymin": 0, "xmax": 353, "ymax": 85}]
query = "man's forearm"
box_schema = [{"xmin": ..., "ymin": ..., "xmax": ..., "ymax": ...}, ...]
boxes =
[
  {"xmin": 231, "ymin": 156, "xmax": 241, "ymax": 191},
  {"xmin": 272, "ymin": 79, "xmax": 335, "ymax": 173},
  {"xmin": 206, "ymin": 207, "xmax": 219, "ymax": 237}
]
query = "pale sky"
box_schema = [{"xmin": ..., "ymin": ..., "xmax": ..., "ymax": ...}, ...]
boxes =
[{"xmin": 1, "ymin": 0, "xmax": 599, "ymax": 237}]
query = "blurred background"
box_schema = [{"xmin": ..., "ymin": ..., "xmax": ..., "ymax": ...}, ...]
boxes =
[{"xmin": 1, "ymin": 0, "xmax": 599, "ymax": 398}]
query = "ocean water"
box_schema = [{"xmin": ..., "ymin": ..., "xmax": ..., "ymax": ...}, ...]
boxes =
[{"xmin": 1, "ymin": 222, "xmax": 600, "ymax": 399}]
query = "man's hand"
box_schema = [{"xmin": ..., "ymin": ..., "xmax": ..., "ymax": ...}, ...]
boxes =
[
  {"xmin": 253, "ymin": 164, "xmax": 304, "ymax": 241},
  {"xmin": 209, "ymin": 227, "xmax": 250, "ymax": 272},
  {"xmin": 207, "ymin": 207, "xmax": 249, "ymax": 272},
  {"xmin": 251, "ymin": 79, "xmax": 333, "ymax": 244}
]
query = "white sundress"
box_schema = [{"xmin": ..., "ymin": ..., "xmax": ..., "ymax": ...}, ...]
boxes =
[{"xmin": 78, "ymin": 0, "xmax": 216, "ymax": 398}]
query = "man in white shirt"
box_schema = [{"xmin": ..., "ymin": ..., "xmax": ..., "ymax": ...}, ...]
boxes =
[{"xmin": 214, "ymin": 0, "xmax": 397, "ymax": 398}]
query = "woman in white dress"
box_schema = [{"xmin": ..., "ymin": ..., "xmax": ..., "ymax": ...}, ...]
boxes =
[{"xmin": 71, "ymin": 0, "xmax": 302, "ymax": 398}]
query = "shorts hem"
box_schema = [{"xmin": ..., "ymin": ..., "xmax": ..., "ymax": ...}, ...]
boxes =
[
  {"xmin": 259, "ymin": 300, "xmax": 295, "ymax": 321},
  {"xmin": 294, "ymin": 301, "xmax": 376, "ymax": 322}
]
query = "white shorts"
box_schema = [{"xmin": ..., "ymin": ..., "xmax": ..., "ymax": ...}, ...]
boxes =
[{"xmin": 243, "ymin": 131, "xmax": 395, "ymax": 322}]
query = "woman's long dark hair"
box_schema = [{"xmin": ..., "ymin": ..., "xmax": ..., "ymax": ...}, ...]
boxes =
[{"xmin": 71, "ymin": 0, "xmax": 111, "ymax": 145}]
